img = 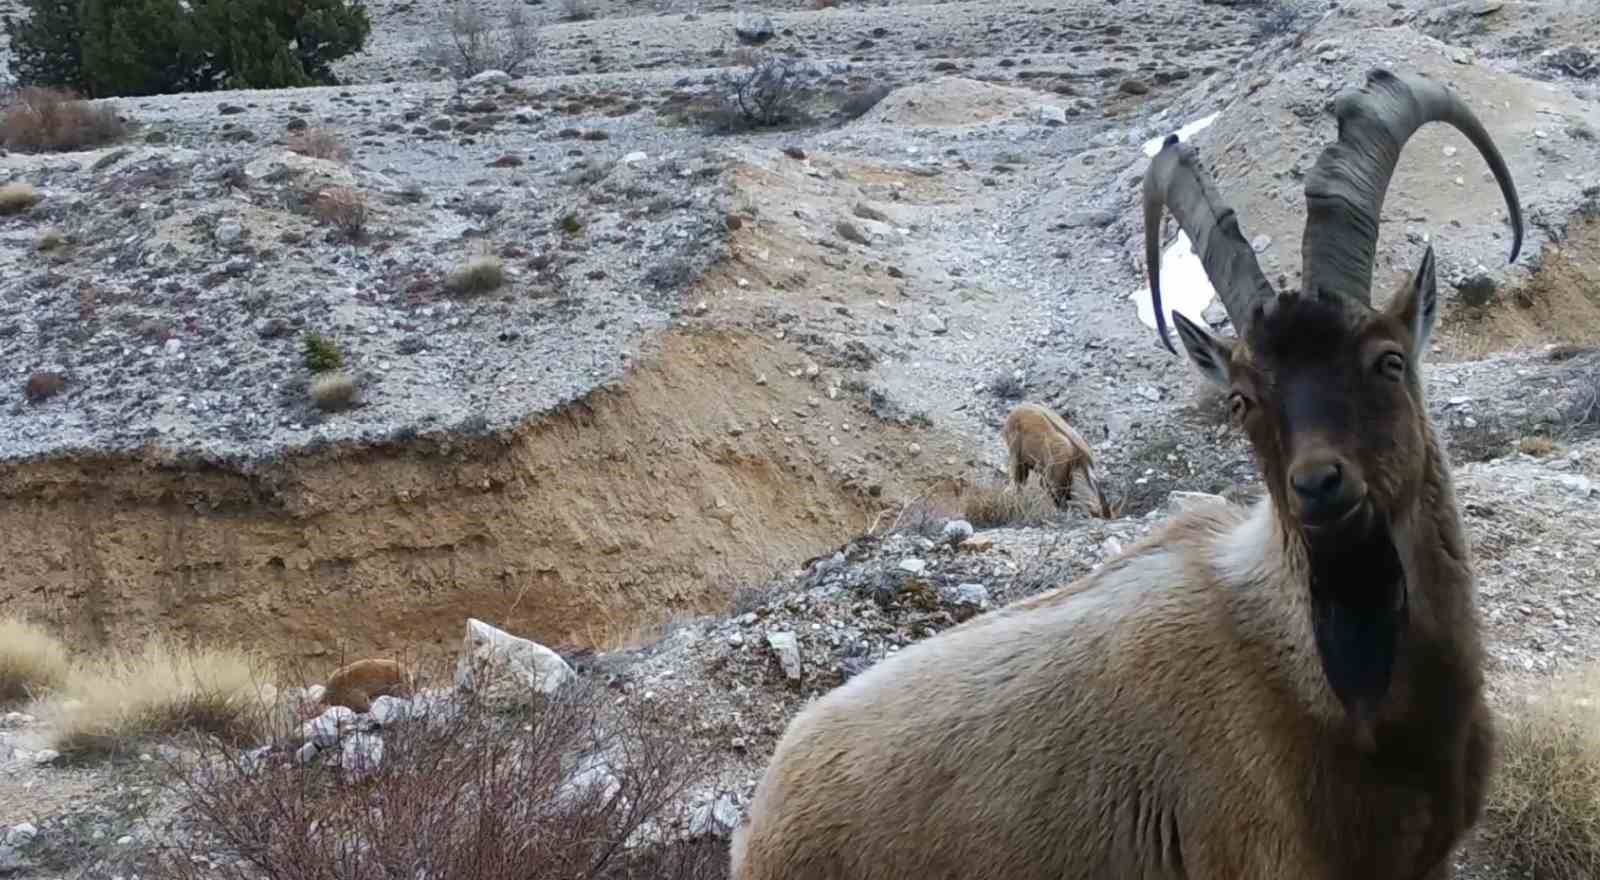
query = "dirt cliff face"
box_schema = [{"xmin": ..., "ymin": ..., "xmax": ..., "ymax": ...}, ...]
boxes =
[{"xmin": 0, "ymin": 327, "xmax": 971, "ymax": 662}]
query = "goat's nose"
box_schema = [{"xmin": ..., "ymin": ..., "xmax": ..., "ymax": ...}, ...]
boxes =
[{"xmin": 1291, "ymin": 461, "xmax": 1343, "ymax": 504}]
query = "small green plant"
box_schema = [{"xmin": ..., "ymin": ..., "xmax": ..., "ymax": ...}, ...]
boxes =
[
  {"xmin": 35, "ymin": 227, "xmax": 66, "ymax": 251},
  {"xmin": 301, "ymin": 333, "xmax": 344, "ymax": 372},
  {"xmin": 557, "ymin": 212, "xmax": 582, "ymax": 235}
]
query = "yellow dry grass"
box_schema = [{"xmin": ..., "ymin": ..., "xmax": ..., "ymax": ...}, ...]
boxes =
[
  {"xmin": 43, "ymin": 637, "xmax": 276, "ymax": 757},
  {"xmin": 1480, "ymin": 660, "xmax": 1600, "ymax": 879},
  {"xmin": 959, "ymin": 480, "xmax": 1058, "ymax": 528},
  {"xmin": 0, "ymin": 616, "xmax": 70, "ymax": 702}
]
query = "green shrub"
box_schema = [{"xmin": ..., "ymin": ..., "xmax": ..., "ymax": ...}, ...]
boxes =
[
  {"xmin": 3, "ymin": 0, "xmax": 371, "ymax": 97},
  {"xmin": 302, "ymin": 333, "xmax": 344, "ymax": 373}
]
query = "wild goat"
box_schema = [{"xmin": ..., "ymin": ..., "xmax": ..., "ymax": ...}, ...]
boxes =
[
  {"xmin": 730, "ymin": 67, "xmax": 1522, "ymax": 879},
  {"xmin": 318, "ymin": 658, "xmax": 413, "ymax": 714},
  {"xmin": 1001, "ymin": 401, "xmax": 1112, "ymax": 518}
]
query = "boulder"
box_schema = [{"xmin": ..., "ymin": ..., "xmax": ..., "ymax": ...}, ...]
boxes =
[{"xmin": 454, "ymin": 618, "xmax": 576, "ymax": 709}]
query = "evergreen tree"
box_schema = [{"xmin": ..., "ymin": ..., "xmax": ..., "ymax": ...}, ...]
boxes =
[
  {"xmin": 2, "ymin": 0, "xmax": 85, "ymax": 93},
  {"xmin": 78, "ymin": 0, "xmax": 209, "ymax": 97}
]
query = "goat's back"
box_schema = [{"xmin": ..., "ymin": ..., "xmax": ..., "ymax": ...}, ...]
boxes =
[
  {"xmin": 1003, "ymin": 403, "xmax": 1092, "ymax": 470},
  {"xmin": 732, "ymin": 505, "xmax": 1328, "ymax": 880},
  {"xmin": 322, "ymin": 658, "xmax": 412, "ymax": 713}
]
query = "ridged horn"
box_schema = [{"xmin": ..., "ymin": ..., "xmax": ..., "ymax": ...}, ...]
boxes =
[
  {"xmin": 1142, "ymin": 133, "xmax": 1276, "ymax": 354},
  {"xmin": 1301, "ymin": 67, "xmax": 1524, "ymax": 305}
]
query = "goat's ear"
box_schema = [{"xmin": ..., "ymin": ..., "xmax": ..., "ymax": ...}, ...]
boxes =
[
  {"xmin": 1172, "ymin": 310, "xmax": 1232, "ymax": 389},
  {"xmin": 1388, "ymin": 244, "xmax": 1438, "ymax": 362}
]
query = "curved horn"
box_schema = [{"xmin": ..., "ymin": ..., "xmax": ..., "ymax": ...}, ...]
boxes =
[
  {"xmin": 1301, "ymin": 67, "xmax": 1524, "ymax": 305},
  {"xmin": 1143, "ymin": 133, "xmax": 1276, "ymax": 355}
]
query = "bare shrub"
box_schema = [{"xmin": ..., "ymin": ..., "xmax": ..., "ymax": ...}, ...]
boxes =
[
  {"xmin": 1252, "ymin": 1, "xmax": 1301, "ymax": 40},
  {"xmin": 310, "ymin": 372, "xmax": 359, "ymax": 411},
  {"xmin": 1480, "ymin": 660, "xmax": 1600, "ymax": 879},
  {"xmin": 0, "ymin": 86, "xmax": 126, "ymax": 152},
  {"xmin": 42, "ymin": 638, "xmax": 275, "ymax": 758},
  {"xmin": 0, "ymin": 616, "xmax": 69, "ymax": 703},
  {"xmin": 1519, "ymin": 435, "xmax": 1557, "ymax": 457},
  {"xmin": 431, "ymin": 0, "xmax": 542, "ymax": 80},
  {"xmin": 313, "ymin": 185, "xmax": 369, "ymax": 239},
  {"xmin": 0, "ymin": 180, "xmax": 39, "ymax": 214},
  {"xmin": 987, "ymin": 370, "xmax": 1026, "ymax": 400},
  {"xmin": 159, "ymin": 678, "xmax": 729, "ymax": 879},
  {"xmin": 561, "ymin": 0, "xmax": 597, "ymax": 22},
  {"xmin": 959, "ymin": 480, "xmax": 1057, "ymax": 528},
  {"xmin": 288, "ymin": 127, "xmax": 348, "ymax": 161},
  {"xmin": 446, "ymin": 253, "xmax": 507, "ymax": 295},
  {"xmin": 720, "ymin": 53, "xmax": 811, "ymax": 128}
]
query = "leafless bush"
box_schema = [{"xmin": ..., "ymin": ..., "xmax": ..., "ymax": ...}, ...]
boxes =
[
  {"xmin": 959, "ymin": 480, "xmax": 1058, "ymax": 528},
  {"xmin": 431, "ymin": 0, "xmax": 542, "ymax": 81},
  {"xmin": 720, "ymin": 53, "xmax": 811, "ymax": 128},
  {"xmin": 158, "ymin": 678, "xmax": 729, "ymax": 879},
  {"xmin": 0, "ymin": 86, "xmax": 125, "ymax": 153},
  {"xmin": 312, "ymin": 186, "xmax": 369, "ymax": 239},
  {"xmin": 561, "ymin": 0, "xmax": 597, "ymax": 22},
  {"xmin": 288, "ymin": 127, "xmax": 348, "ymax": 161}
]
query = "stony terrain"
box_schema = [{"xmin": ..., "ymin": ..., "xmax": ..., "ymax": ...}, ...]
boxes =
[{"xmin": 1, "ymin": 0, "xmax": 1599, "ymax": 875}]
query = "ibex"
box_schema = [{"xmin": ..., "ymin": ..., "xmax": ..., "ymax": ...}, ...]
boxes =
[
  {"xmin": 318, "ymin": 658, "xmax": 414, "ymax": 714},
  {"xmin": 1001, "ymin": 401, "xmax": 1112, "ymax": 518},
  {"xmin": 730, "ymin": 68, "xmax": 1522, "ymax": 879}
]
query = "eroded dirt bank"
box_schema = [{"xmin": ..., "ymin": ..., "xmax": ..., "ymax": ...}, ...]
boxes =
[{"xmin": 0, "ymin": 326, "xmax": 971, "ymax": 662}]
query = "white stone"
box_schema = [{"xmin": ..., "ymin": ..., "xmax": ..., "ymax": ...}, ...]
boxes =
[
  {"xmin": 340, "ymin": 734, "xmax": 384, "ymax": 777},
  {"xmin": 1167, "ymin": 491, "xmax": 1228, "ymax": 515},
  {"xmin": 941, "ymin": 519, "xmax": 974, "ymax": 545},
  {"xmin": 301, "ymin": 705, "xmax": 356, "ymax": 748},
  {"xmin": 766, "ymin": 631, "xmax": 803, "ymax": 681},
  {"xmin": 454, "ymin": 618, "xmax": 576, "ymax": 707},
  {"xmin": 5, "ymin": 823, "xmax": 38, "ymax": 845},
  {"xmin": 468, "ymin": 69, "xmax": 512, "ymax": 86},
  {"xmin": 369, "ymin": 695, "xmax": 412, "ymax": 726}
]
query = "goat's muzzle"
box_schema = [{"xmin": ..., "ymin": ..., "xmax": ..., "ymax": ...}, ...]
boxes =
[{"xmin": 1289, "ymin": 455, "xmax": 1368, "ymax": 531}]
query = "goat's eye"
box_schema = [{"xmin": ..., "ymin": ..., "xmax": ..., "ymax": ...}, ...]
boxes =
[
  {"xmin": 1378, "ymin": 351, "xmax": 1406, "ymax": 381},
  {"xmin": 1228, "ymin": 392, "xmax": 1250, "ymax": 420}
]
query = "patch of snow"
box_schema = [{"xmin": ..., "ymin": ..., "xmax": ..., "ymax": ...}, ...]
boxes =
[
  {"xmin": 1129, "ymin": 230, "xmax": 1219, "ymax": 333},
  {"xmin": 1141, "ymin": 112, "xmax": 1220, "ymax": 157}
]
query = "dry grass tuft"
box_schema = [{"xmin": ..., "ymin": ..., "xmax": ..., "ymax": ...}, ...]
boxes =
[
  {"xmin": 287, "ymin": 127, "xmax": 348, "ymax": 161},
  {"xmin": 309, "ymin": 372, "xmax": 359, "ymax": 411},
  {"xmin": 445, "ymin": 254, "xmax": 506, "ymax": 295},
  {"xmin": 959, "ymin": 481, "xmax": 1058, "ymax": 528},
  {"xmin": 43, "ymin": 638, "xmax": 275, "ymax": 757},
  {"xmin": 312, "ymin": 185, "xmax": 369, "ymax": 238},
  {"xmin": 1480, "ymin": 660, "xmax": 1600, "ymax": 880},
  {"xmin": 0, "ymin": 616, "xmax": 70, "ymax": 703},
  {"xmin": 35, "ymin": 227, "xmax": 66, "ymax": 252},
  {"xmin": 0, "ymin": 86, "xmax": 126, "ymax": 153},
  {"xmin": 1519, "ymin": 435, "xmax": 1558, "ymax": 457},
  {"xmin": 0, "ymin": 181, "xmax": 40, "ymax": 214}
]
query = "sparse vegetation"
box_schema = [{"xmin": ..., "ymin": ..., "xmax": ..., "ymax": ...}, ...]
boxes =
[
  {"xmin": 1480, "ymin": 660, "xmax": 1600, "ymax": 880},
  {"xmin": 287, "ymin": 127, "xmax": 347, "ymax": 161},
  {"xmin": 309, "ymin": 372, "xmax": 359, "ymax": 411},
  {"xmin": 719, "ymin": 53, "xmax": 811, "ymax": 128},
  {"xmin": 35, "ymin": 227, "xmax": 67, "ymax": 251},
  {"xmin": 0, "ymin": 86, "xmax": 125, "ymax": 152},
  {"xmin": 0, "ymin": 616, "xmax": 70, "ymax": 703},
  {"xmin": 558, "ymin": 211, "xmax": 584, "ymax": 235},
  {"xmin": 560, "ymin": 0, "xmax": 597, "ymax": 23},
  {"xmin": 160, "ymin": 678, "xmax": 729, "ymax": 879},
  {"xmin": 988, "ymin": 371, "xmax": 1025, "ymax": 400},
  {"xmin": 1252, "ymin": 1, "xmax": 1301, "ymax": 40},
  {"xmin": 43, "ymin": 637, "xmax": 275, "ymax": 757},
  {"xmin": 312, "ymin": 185, "xmax": 369, "ymax": 238},
  {"xmin": 0, "ymin": 180, "xmax": 41, "ymax": 214},
  {"xmin": 1519, "ymin": 435, "xmax": 1558, "ymax": 457},
  {"xmin": 302, "ymin": 332, "xmax": 345, "ymax": 372},
  {"xmin": 959, "ymin": 481, "xmax": 1058, "ymax": 528},
  {"xmin": 431, "ymin": 0, "xmax": 541, "ymax": 80},
  {"xmin": 446, "ymin": 253, "xmax": 507, "ymax": 295}
]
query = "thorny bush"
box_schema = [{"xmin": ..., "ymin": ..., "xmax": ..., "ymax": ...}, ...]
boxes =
[
  {"xmin": 721, "ymin": 53, "xmax": 811, "ymax": 127},
  {"xmin": 157, "ymin": 675, "xmax": 730, "ymax": 879}
]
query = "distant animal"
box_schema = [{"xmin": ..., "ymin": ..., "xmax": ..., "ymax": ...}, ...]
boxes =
[
  {"xmin": 320, "ymin": 658, "xmax": 414, "ymax": 714},
  {"xmin": 1000, "ymin": 401, "xmax": 1111, "ymax": 518},
  {"xmin": 730, "ymin": 67, "xmax": 1521, "ymax": 880}
]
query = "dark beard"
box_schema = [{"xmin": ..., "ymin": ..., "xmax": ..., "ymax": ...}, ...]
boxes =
[{"xmin": 1304, "ymin": 507, "xmax": 1407, "ymax": 726}]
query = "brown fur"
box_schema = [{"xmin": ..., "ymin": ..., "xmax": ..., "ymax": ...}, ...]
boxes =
[
  {"xmin": 1000, "ymin": 402, "xmax": 1111, "ymax": 518},
  {"xmin": 320, "ymin": 658, "xmax": 414, "ymax": 714},
  {"xmin": 731, "ymin": 261, "xmax": 1490, "ymax": 879}
]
